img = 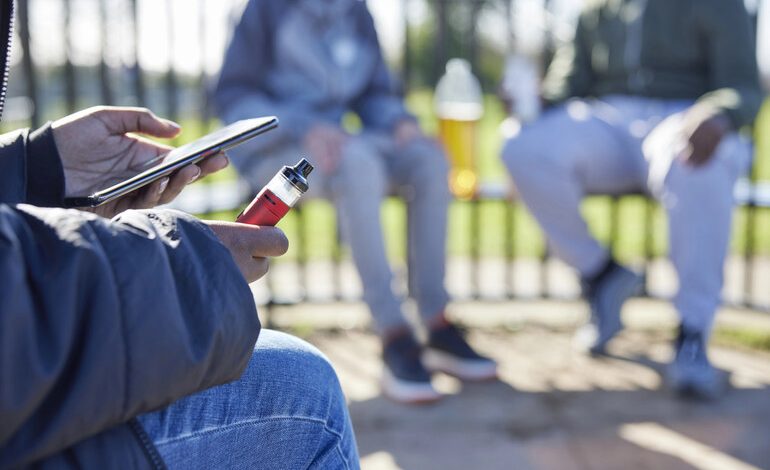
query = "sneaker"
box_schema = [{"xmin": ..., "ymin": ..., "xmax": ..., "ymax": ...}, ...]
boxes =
[
  {"xmin": 423, "ymin": 323, "xmax": 498, "ymax": 381},
  {"xmin": 381, "ymin": 331, "xmax": 442, "ymax": 405},
  {"xmin": 666, "ymin": 326, "xmax": 723, "ymax": 400},
  {"xmin": 573, "ymin": 261, "xmax": 643, "ymax": 355}
]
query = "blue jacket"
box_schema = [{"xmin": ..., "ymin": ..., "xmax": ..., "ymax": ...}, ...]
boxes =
[
  {"xmin": 214, "ymin": 0, "xmax": 413, "ymax": 154},
  {"xmin": 0, "ymin": 3, "xmax": 260, "ymax": 468}
]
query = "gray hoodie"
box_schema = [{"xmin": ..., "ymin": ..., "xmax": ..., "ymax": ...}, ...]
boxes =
[{"xmin": 214, "ymin": 0, "xmax": 413, "ymax": 155}]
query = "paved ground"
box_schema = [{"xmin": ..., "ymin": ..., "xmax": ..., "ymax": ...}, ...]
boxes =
[{"xmin": 279, "ymin": 300, "xmax": 770, "ymax": 470}]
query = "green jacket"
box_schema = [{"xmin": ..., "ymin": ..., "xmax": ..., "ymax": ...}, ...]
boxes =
[{"xmin": 542, "ymin": 0, "xmax": 763, "ymax": 129}]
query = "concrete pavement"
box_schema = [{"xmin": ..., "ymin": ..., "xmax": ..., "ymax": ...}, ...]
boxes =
[{"xmin": 290, "ymin": 300, "xmax": 770, "ymax": 470}]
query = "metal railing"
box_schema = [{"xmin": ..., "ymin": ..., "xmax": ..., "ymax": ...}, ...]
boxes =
[{"xmin": 6, "ymin": 0, "xmax": 770, "ymax": 313}]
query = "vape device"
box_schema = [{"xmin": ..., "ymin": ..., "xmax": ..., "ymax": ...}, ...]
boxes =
[{"xmin": 236, "ymin": 158, "xmax": 314, "ymax": 226}]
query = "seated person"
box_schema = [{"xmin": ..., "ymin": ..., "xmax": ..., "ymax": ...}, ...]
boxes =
[
  {"xmin": 214, "ymin": 0, "xmax": 497, "ymax": 404},
  {"xmin": 0, "ymin": 4, "xmax": 358, "ymax": 467},
  {"xmin": 502, "ymin": 0, "xmax": 762, "ymax": 398}
]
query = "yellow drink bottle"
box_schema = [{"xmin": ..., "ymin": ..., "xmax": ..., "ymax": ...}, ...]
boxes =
[{"xmin": 434, "ymin": 59, "xmax": 483, "ymax": 200}]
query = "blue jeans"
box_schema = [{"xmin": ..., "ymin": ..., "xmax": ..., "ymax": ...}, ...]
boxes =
[{"xmin": 137, "ymin": 330, "xmax": 359, "ymax": 469}]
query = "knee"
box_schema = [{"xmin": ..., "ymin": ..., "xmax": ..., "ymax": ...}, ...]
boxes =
[
  {"xmin": 251, "ymin": 330, "xmax": 344, "ymax": 404},
  {"xmin": 404, "ymin": 139, "xmax": 450, "ymax": 194},
  {"xmin": 334, "ymin": 138, "xmax": 387, "ymax": 196},
  {"xmin": 501, "ymin": 129, "xmax": 548, "ymax": 179}
]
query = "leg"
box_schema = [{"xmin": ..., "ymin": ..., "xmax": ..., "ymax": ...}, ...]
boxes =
[
  {"xmin": 503, "ymin": 100, "xmax": 647, "ymax": 353},
  {"xmin": 328, "ymin": 136, "xmax": 408, "ymax": 335},
  {"xmin": 648, "ymin": 116, "xmax": 752, "ymax": 335},
  {"xmin": 386, "ymin": 137, "xmax": 498, "ymax": 381},
  {"xmin": 138, "ymin": 330, "xmax": 359, "ymax": 470},
  {"xmin": 385, "ymin": 138, "xmax": 451, "ymax": 323},
  {"xmin": 646, "ymin": 113, "xmax": 752, "ymax": 398},
  {"xmin": 502, "ymin": 100, "xmax": 643, "ymax": 276},
  {"xmin": 230, "ymin": 137, "xmax": 409, "ymax": 334}
]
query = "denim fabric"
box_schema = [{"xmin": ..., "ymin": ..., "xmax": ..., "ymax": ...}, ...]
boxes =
[{"xmin": 138, "ymin": 330, "xmax": 359, "ymax": 469}]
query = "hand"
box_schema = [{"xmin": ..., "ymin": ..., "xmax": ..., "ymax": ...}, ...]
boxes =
[
  {"xmin": 53, "ymin": 106, "xmax": 230, "ymax": 218},
  {"xmin": 393, "ymin": 119, "xmax": 425, "ymax": 147},
  {"xmin": 681, "ymin": 107, "xmax": 731, "ymax": 167},
  {"xmin": 204, "ymin": 221, "xmax": 289, "ymax": 283},
  {"xmin": 302, "ymin": 124, "xmax": 348, "ymax": 174}
]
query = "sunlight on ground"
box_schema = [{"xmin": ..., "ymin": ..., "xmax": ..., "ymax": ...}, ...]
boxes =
[
  {"xmin": 361, "ymin": 451, "xmax": 400, "ymax": 470},
  {"xmin": 620, "ymin": 422, "xmax": 762, "ymax": 470}
]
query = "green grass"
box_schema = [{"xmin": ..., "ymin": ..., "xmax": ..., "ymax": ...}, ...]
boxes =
[{"xmin": 713, "ymin": 327, "xmax": 770, "ymax": 352}]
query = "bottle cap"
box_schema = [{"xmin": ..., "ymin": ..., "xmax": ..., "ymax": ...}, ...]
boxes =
[
  {"xmin": 434, "ymin": 58, "xmax": 484, "ymax": 121},
  {"xmin": 282, "ymin": 158, "xmax": 314, "ymax": 193}
]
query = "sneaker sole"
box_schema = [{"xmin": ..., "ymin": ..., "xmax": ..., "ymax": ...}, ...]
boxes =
[
  {"xmin": 666, "ymin": 368, "xmax": 723, "ymax": 401},
  {"xmin": 422, "ymin": 348, "xmax": 498, "ymax": 382},
  {"xmin": 381, "ymin": 369, "xmax": 443, "ymax": 405}
]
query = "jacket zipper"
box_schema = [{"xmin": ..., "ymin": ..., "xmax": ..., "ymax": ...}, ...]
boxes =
[
  {"xmin": 128, "ymin": 418, "xmax": 168, "ymax": 470},
  {"xmin": 0, "ymin": 0, "xmax": 14, "ymax": 120}
]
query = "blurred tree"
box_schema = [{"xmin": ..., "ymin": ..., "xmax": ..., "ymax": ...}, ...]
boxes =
[{"xmin": 404, "ymin": 0, "xmax": 506, "ymax": 92}]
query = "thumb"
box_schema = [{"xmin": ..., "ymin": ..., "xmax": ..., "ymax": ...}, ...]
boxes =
[{"xmin": 95, "ymin": 106, "xmax": 181, "ymax": 138}]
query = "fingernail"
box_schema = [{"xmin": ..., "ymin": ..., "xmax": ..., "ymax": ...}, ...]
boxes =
[
  {"xmin": 158, "ymin": 177, "xmax": 170, "ymax": 194},
  {"xmin": 163, "ymin": 119, "xmax": 181, "ymax": 130},
  {"xmin": 189, "ymin": 167, "xmax": 202, "ymax": 183}
]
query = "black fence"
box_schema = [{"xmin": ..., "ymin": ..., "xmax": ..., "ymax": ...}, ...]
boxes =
[{"xmin": 6, "ymin": 0, "xmax": 770, "ymax": 313}]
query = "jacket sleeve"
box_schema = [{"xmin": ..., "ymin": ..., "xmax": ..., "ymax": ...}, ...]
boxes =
[
  {"xmin": 213, "ymin": 0, "xmax": 318, "ymax": 140},
  {"xmin": 696, "ymin": 0, "xmax": 764, "ymax": 129},
  {"xmin": 0, "ymin": 125, "xmax": 66, "ymax": 207},
  {"xmin": 541, "ymin": 9, "xmax": 595, "ymax": 105},
  {"xmin": 350, "ymin": 7, "xmax": 415, "ymax": 132},
  {"xmin": 0, "ymin": 205, "xmax": 260, "ymax": 468}
]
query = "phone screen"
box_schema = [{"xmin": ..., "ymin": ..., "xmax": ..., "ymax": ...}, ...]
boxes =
[{"xmin": 63, "ymin": 116, "xmax": 278, "ymax": 207}]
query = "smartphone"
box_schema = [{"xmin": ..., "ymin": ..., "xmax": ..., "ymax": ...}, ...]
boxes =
[{"xmin": 63, "ymin": 116, "xmax": 279, "ymax": 208}]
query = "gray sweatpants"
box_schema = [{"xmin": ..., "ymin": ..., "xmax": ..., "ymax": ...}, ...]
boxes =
[
  {"xmin": 502, "ymin": 96, "xmax": 752, "ymax": 335},
  {"xmin": 232, "ymin": 132, "xmax": 451, "ymax": 335}
]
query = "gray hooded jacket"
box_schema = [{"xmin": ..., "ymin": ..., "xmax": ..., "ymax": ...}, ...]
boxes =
[{"xmin": 214, "ymin": 0, "xmax": 413, "ymax": 155}]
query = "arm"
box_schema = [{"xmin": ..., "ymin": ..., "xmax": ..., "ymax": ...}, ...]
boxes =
[
  {"xmin": 0, "ymin": 125, "xmax": 65, "ymax": 207},
  {"xmin": 350, "ymin": 7, "xmax": 415, "ymax": 132},
  {"xmin": 213, "ymin": 0, "xmax": 317, "ymax": 139},
  {"xmin": 0, "ymin": 206, "xmax": 261, "ymax": 468},
  {"xmin": 541, "ymin": 10, "xmax": 595, "ymax": 105},
  {"xmin": 695, "ymin": 0, "xmax": 763, "ymax": 130}
]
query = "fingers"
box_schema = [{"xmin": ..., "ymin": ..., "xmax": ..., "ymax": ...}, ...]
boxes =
[
  {"xmin": 133, "ymin": 177, "xmax": 171, "ymax": 209},
  {"xmin": 242, "ymin": 257, "xmax": 270, "ymax": 283},
  {"xmin": 156, "ymin": 153, "xmax": 229, "ymax": 206},
  {"xmin": 94, "ymin": 106, "xmax": 181, "ymax": 138},
  {"xmin": 157, "ymin": 165, "xmax": 200, "ymax": 205},
  {"xmin": 197, "ymin": 152, "xmax": 230, "ymax": 177},
  {"xmin": 204, "ymin": 221, "xmax": 289, "ymax": 283},
  {"xmin": 206, "ymin": 221, "xmax": 289, "ymax": 258}
]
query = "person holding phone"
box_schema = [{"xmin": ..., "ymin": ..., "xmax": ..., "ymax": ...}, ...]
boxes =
[
  {"xmin": 215, "ymin": 0, "xmax": 497, "ymax": 405},
  {"xmin": 0, "ymin": 2, "xmax": 359, "ymax": 468}
]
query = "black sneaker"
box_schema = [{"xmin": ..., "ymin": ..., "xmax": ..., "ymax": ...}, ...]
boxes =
[
  {"xmin": 381, "ymin": 332, "xmax": 442, "ymax": 404},
  {"xmin": 423, "ymin": 323, "xmax": 498, "ymax": 381},
  {"xmin": 573, "ymin": 260, "xmax": 643, "ymax": 355},
  {"xmin": 666, "ymin": 326, "xmax": 723, "ymax": 400}
]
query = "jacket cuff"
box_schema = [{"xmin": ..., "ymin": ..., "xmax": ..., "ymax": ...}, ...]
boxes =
[{"xmin": 26, "ymin": 122, "xmax": 66, "ymax": 207}]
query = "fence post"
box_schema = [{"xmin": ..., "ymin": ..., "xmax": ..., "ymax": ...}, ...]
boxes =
[
  {"xmin": 16, "ymin": 0, "xmax": 39, "ymax": 127},
  {"xmin": 130, "ymin": 0, "xmax": 146, "ymax": 106},
  {"xmin": 98, "ymin": 0, "xmax": 114, "ymax": 105}
]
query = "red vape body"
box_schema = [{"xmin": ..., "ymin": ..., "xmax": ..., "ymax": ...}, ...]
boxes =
[{"xmin": 237, "ymin": 159, "xmax": 313, "ymax": 226}]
